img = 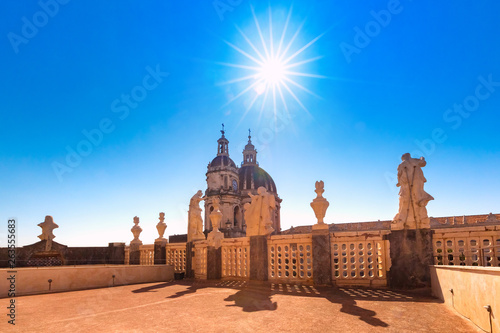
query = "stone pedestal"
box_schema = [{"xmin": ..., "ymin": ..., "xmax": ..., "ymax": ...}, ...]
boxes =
[
  {"xmin": 185, "ymin": 241, "xmax": 195, "ymax": 278},
  {"xmin": 129, "ymin": 243, "xmax": 141, "ymax": 265},
  {"xmin": 250, "ymin": 235, "xmax": 268, "ymax": 281},
  {"xmin": 154, "ymin": 240, "xmax": 167, "ymax": 265},
  {"xmin": 207, "ymin": 246, "xmax": 221, "ymax": 280},
  {"xmin": 388, "ymin": 229, "xmax": 433, "ymax": 289},
  {"xmin": 312, "ymin": 229, "xmax": 332, "ymax": 285},
  {"xmin": 107, "ymin": 242, "xmax": 125, "ymax": 265}
]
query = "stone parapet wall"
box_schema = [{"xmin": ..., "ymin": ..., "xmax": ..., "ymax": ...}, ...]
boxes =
[
  {"xmin": 430, "ymin": 213, "xmax": 500, "ymax": 228},
  {"xmin": 0, "ymin": 265, "xmax": 174, "ymax": 298},
  {"xmin": 282, "ymin": 213, "xmax": 500, "ymax": 235},
  {"xmin": 430, "ymin": 265, "xmax": 500, "ymax": 333},
  {"xmin": 0, "ymin": 241, "xmax": 125, "ymax": 268}
]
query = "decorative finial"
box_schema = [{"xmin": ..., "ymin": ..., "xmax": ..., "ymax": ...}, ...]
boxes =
[
  {"xmin": 311, "ymin": 181, "xmax": 330, "ymax": 230},
  {"xmin": 221, "ymin": 123, "xmax": 225, "ymax": 136},
  {"xmin": 207, "ymin": 197, "xmax": 224, "ymax": 248},
  {"xmin": 248, "ymin": 128, "xmax": 251, "ymax": 139},
  {"xmin": 130, "ymin": 216, "xmax": 143, "ymax": 245},
  {"xmin": 38, "ymin": 215, "xmax": 59, "ymax": 251},
  {"xmin": 156, "ymin": 212, "xmax": 168, "ymax": 243}
]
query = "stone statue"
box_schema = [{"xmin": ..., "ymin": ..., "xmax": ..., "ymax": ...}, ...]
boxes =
[
  {"xmin": 310, "ymin": 181, "xmax": 330, "ymax": 230},
  {"xmin": 156, "ymin": 212, "xmax": 167, "ymax": 242},
  {"xmin": 38, "ymin": 215, "xmax": 59, "ymax": 251},
  {"xmin": 393, "ymin": 153, "xmax": 434, "ymax": 229},
  {"xmin": 130, "ymin": 216, "xmax": 143, "ymax": 245},
  {"xmin": 245, "ymin": 186, "xmax": 276, "ymax": 236},
  {"xmin": 188, "ymin": 190, "xmax": 206, "ymax": 242}
]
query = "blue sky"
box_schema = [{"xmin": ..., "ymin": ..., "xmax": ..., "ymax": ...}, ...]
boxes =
[{"xmin": 1, "ymin": 0, "xmax": 499, "ymax": 246}]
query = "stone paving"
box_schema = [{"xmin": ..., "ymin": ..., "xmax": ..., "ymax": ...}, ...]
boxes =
[{"xmin": 1, "ymin": 280, "xmax": 481, "ymax": 332}]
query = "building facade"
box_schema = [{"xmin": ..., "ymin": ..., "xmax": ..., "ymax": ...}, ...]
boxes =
[{"xmin": 204, "ymin": 128, "xmax": 281, "ymax": 237}]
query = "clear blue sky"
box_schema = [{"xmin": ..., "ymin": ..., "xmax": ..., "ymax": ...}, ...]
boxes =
[{"xmin": 1, "ymin": 1, "xmax": 499, "ymax": 246}]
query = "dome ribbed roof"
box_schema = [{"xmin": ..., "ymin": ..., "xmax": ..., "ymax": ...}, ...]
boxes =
[
  {"xmin": 209, "ymin": 155, "xmax": 236, "ymax": 168},
  {"xmin": 239, "ymin": 165, "xmax": 277, "ymax": 193}
]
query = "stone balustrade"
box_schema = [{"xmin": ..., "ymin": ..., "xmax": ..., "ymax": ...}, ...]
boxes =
[
  {"xmin": 221, "ymin": 238, "xmax": 249, "ymax": 278},
  {"xmin": 433, "ymin": 226, "xmax": 500, "ymax": 266},
  {"xmin": 166, "ymin": 243, "xmax": 187, "ymax": 272},
  {"xmin": 268, "ymin": 234, "xmax": 314, "ymax": 283},
  {"xmin": 139, "ymin": 244, "xmax": 155, "ymax": 265},
  {"xmin": 331, "ymin": 231, "xmax": 391, "ymax": 287}
]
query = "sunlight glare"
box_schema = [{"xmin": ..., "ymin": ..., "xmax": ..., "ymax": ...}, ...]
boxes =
[
  {"xmin": 258, "ymin": 57, "xmax": 285, "ymax": 85},
  {"xmin": 220, "ymin": 5, "xmax": 325, "ymax": 117}
]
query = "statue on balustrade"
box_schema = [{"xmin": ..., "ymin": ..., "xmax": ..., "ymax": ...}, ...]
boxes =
[
  {"xmin": 244, "ymin": 186, "xmax": 276, "ymax": 236},
  {"xmin": 393, "ymin": 153, "xmax": 434, "ymax": 229},
  {"xmin": 188, "ymin": 190, "xmax": 206, "ymax": 242}
]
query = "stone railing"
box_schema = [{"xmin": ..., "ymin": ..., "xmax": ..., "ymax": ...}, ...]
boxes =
[
  {"xmin": 331, "ymin": 230, "xmax": 391, "ymax": 287},
  {"xmin": 139, "ymin": 244, "xmax": 154, "ymax": 265},
  {"xmin": 268, "ymin": 234, "xmax": 313, "ymax": 283},
  {"xmin": 194, "ymin": 241, "xmax": 208, "ymax": 279},
  {"xmin": 433, "ymin": 226, "xmax": 500, "ymax": 266},
  {"xmin": 166, "ymin": 243, "xmax": 187, "ymax": 272},
  {"xmin": 221, "ymin": 237, "xmax": 250, "ymax": 278}
]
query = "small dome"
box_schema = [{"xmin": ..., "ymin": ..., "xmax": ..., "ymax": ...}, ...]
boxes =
[
  {"xmin": 239, "ymin": 165, "xmax": 277, "ymax": 193},
  {"xmin": 209, "ymin": 155, "xmax": 236, "ymax": 168}
]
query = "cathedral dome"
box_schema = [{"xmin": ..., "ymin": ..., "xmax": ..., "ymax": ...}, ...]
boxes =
[
  {"xmin": 239, "ymin": 165, "xmax": 277, "ymax": 194},
  {"xmin": 209, "ymin": 155, "xmax": 236, "ymax": 168}
]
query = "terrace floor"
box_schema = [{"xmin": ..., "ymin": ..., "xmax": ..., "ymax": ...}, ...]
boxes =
[{"xmin": 1, "ymin": 280, "xmax": 481, "ymax": 332}]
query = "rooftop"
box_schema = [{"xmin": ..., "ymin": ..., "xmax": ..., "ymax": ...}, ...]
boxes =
[{"xmin": 5, "ymin": 280, "xmax": 480, "ymax": 332}]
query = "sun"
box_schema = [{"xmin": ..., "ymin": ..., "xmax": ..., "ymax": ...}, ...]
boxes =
[
  {"xmin": 219, "ymin": 6, "xmax": 326, "ymax": 119},
  {"xmin": 258, "ymin": 57, "xmax": 286, "ymax": 86}
]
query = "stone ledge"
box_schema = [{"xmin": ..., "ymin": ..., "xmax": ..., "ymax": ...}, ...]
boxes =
[{"xmin": 432, "ymin": 265, "xmax": 500, "ymax": 274}]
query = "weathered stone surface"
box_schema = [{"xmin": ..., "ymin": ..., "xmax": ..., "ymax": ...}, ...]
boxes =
[
  {"xmin": 185, "ymin": 241, "xmax": 194, "ymax": 278},
  {"xmin": 388, "ymin": 229, "xmax": 433, "ymax": 289},
  {"xmin": 154, "ymin": 240, "xmax": 167, "ymax": 265},
  {"xmin": 129, "ymin": 243, "xmax": 141, "ymax": 265},
  {"xmin": 169, "ymin": 234, "xmax": 188, "ymax": 243},
  {"xmin": 207, "ymin": 246, "xmax": 221, "ymax": 279},
  {"xmin": 250, "ymin": 235, "xmax": 268, "ymax": 281},
  {"xmin": 107, "ymin": 242, "xmax": 125, "ymax": 265},
  {"xmin": 0, "ymin": 240, "xmax": 126, "ymax": 267},
  {"xmin": 312, "ymin": 230, "xmax": 331, "ymax": 285}
]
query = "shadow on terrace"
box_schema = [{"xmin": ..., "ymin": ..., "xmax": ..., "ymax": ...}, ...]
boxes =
[{"xmin": 132, "ymin": 279, "xmax": 440, "ymax": 328}]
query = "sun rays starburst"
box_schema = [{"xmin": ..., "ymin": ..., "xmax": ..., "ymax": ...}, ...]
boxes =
[{"xmin": 220, "ymin": 6, "xmax": 326, "ymax": 121}]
